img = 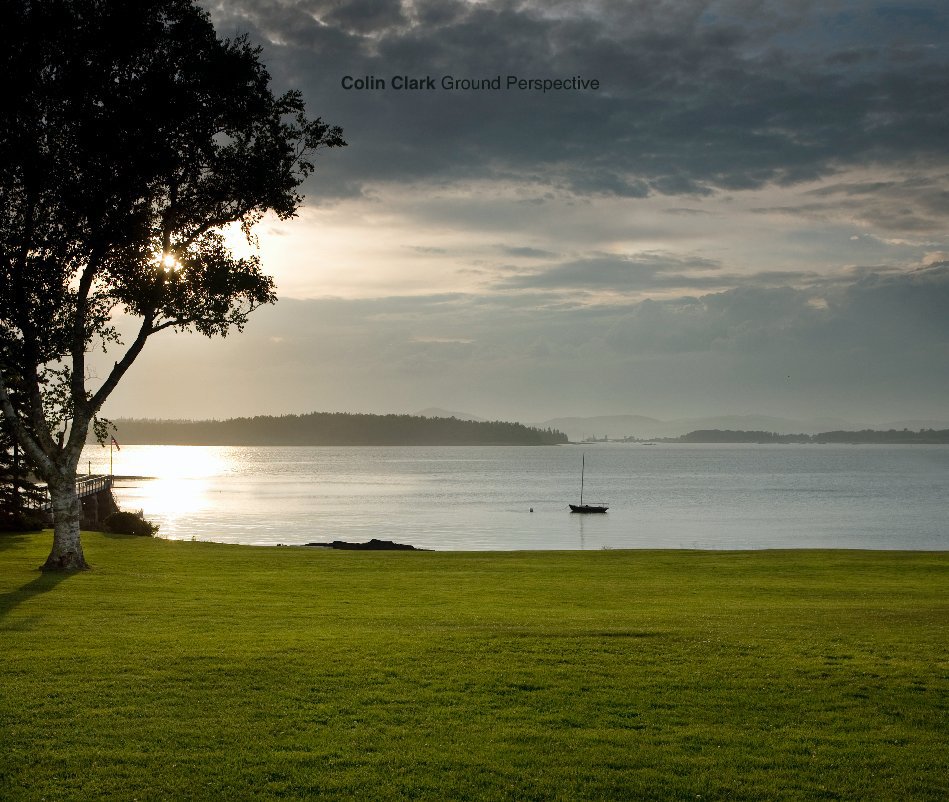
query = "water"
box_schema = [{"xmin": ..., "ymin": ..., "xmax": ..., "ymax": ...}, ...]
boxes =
[{"xmin": 81, "ymin": 443, "xmax": 949, "ymax": 550}]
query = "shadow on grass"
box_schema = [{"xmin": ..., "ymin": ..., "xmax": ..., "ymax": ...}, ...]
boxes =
[
  {"xmin": 0, "ymin": 529, "xmax": 44, "ymax": 552},
  {"xmin": 0, "ymin": 570, "xmax": 71, "ymax": 622}
]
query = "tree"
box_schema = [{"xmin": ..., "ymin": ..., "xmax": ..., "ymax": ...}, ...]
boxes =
[
  {"xmin": 0, "ymin": 0, "xmax": 345, "ymax": 569},
  {"xmin": 0, "ymin": 419, "xmax": 48, "ymax": 531}
]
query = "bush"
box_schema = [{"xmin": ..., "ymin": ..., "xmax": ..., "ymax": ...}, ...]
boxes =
[
  {"xmin": 102, "ymin": 510, "xmax": 159, "ymax": 537},
  {"xmin": 0, "ymin": 510, "xmax": 49, "ymax": 532}
]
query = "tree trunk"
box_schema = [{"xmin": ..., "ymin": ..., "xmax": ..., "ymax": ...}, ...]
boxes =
[
  {"xmin": 42, "ymin": 478, "xmax": 89, "ymax": 571},
  {"xmin": 12, "ymin": 440, "xmax": 21, "ymax": 514}
]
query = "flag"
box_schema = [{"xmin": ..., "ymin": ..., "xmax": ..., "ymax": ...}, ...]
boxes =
[{"xmin": 111, "ymin": 436, "xmax": 121, "ymax": 451}]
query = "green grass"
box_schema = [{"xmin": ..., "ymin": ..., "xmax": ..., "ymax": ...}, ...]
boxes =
[{"xmin": 1, "ymin": 532, "xmax": 946, "ymax": 800}]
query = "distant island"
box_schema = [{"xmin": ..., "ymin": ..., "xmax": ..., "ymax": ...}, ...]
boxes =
[
  {"xmin": 661, "ymin": 429, "xmax": 949, "ymax": 444},
  {"xmin": 100, "ymin": 413, "xmax": 568, "ymax": 446},
  {"xmin": 540, "ymin": 413, "xmax": 949, "ymax": 441}
]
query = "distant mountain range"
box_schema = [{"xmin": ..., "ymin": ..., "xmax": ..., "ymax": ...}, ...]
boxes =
[
  {"xmin": 417, "ymin": 407, "xmax": 485, "ymax": 422},
  {"xmin": 534, "ymin": 414, "xmax": 949, "ymax": 441}
]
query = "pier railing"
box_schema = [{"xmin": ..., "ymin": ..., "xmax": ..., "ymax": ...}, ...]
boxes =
[
  {"xmin": 76, "ymin": 474, "xmax": 112, "ymax": 498},
  {"xmin": 27, "ymin": 474, "xmax": 113, "ymax": 510}
]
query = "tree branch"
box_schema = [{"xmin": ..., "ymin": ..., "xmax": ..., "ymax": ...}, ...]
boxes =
[
  {"xmin": 176, "ymin": 204, "xmax": 257, "ymax": 252},
  {"xmin": 150, "ymin": 316, "xmax": 198, "ymax": 333},
  {"xmin": 8, "ymin": 185, "xmax": 58, "ymax": 454},
  {"xmin": 70, "ymin": 249, "xmax": 104, "ymax": 418},
  {"xmin": 87, "ymin": 313, "xmax": 155, "ymax": 415}
]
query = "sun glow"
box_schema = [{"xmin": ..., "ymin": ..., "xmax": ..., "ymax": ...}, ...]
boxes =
[
  {"xmin": 152, "ymin": 251, "xmax": 181, "ymax": 273},
  {"xmin": 136, "ymin": 476, "xmax": 211, "ymax": 521},
  {"xmin": 218, "ymin": 221, "xmax": 258, "ymax": 261},
  {"xmin": 82, "ymin": 444, "xmax": 234, "ymax": 523}
]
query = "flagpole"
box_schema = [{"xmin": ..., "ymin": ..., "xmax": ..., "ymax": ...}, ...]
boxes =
[{"xmin": 110, "ymin": 438, "xmax": 113, "ymax": 477}]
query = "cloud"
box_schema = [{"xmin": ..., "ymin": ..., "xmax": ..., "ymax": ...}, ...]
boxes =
[
  {"xmin": 497, "ymin": 245, "xmax": 559, "ymax": 259},
  {"xmin": 604, "ymin": 286, "xmax": 823, "ymax": 355},
  {"xmin": 145, "ymin": 2, "xmax": 949, "ymax": 423},
  {"xmin": 205, "ymin": 0, "xmax": 949, "ymax": 202},
  {"xmin": 497, "ymin": 251, "xmax": 723, "ymax": 292},
  {"xmin": 602, "ymin": 263, "xmax": 949, "ymax": 356},
  {"xmin": 96, "ymin": 264, "xmax": 949, "ymax": 421}
]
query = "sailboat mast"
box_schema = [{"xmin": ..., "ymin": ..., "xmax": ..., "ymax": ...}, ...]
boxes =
[{"xmin": 580, "ymin": 453, "xmax": 585, "ymax": 505}]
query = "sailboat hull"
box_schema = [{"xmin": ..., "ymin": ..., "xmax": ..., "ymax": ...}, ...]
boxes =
[{"xmin": 569, "ymin": 504, "xmax": 608, "ymax": 513}]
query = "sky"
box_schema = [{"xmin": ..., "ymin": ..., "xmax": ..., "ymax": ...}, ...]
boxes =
[{"xmin": 97, "ymin": 0, "xmax": 949, "ymax": 425}]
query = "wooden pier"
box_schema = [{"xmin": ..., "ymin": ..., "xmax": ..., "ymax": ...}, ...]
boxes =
[
  {"xmin": 29, "ymin": 474, "xmax": 119, "ymax": 526},
  {"xmin": 75, "ymin": 474, "xmax": 113, "ymax": 499}
]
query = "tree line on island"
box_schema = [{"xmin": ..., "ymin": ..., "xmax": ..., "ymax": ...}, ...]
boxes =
[
  {"xmin": 670, "ymin": 429, "xmax": 949, "ymax": 444},
  {"xmin": 100, "ymin": 413, "xmax": 569, "ymax": 446}
]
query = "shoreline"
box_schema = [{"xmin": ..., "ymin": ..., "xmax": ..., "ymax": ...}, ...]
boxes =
[{"xmin": 25, "ymin": 531, "xmax": 948, "ymax": 555}]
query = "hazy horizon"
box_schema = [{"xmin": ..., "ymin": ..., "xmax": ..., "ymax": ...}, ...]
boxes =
[
  {"xmin": 100, "ymin": 405, "xmax": 949, "ymax": 433},
  {"xmin": 91, "ymin": 1, "xmax": 949, "ymax": 425}
]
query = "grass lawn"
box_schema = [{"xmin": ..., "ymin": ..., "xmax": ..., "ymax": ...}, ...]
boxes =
[{"xmin": 0, "ymin": 532, "xmax": 946, "ymax": 800}]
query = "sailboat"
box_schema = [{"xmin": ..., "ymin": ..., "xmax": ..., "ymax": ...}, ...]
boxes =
[{"xmin": 569, "ymin": 453, "xmax": 609, "ymax": 513}]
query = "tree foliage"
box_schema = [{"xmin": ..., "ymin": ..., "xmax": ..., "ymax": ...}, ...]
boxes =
[
  {"xmin": 0, "ymin": 421, "xmax": 47, "ymax": 531},
  {"xmin": 0, "ymin": 0, "xmax": 344, "ymax": 568}
]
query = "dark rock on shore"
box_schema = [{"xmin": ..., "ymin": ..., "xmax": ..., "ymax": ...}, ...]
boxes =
[{"xmin": 304, "ymin": 538, "xmax": 422, "ymax": 551}]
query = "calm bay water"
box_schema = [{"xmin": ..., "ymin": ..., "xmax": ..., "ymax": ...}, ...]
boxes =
[{"xmin": 81, "ymin": 443, "xmax": 949, "ymax": 550}]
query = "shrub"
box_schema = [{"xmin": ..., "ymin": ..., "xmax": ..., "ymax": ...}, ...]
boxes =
[
  {"xmin": 0, "ymin": 510, "xmax": 49, "ymax": 532},
  {"xmin": 102, "ymin": 510, "xmax": 159, "ymax": 537}
]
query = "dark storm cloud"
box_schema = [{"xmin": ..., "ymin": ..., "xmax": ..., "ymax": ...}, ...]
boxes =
[
  {"xmin": 205, "ymin": 0, "xmax": 949, "ymax": 200},
  {"xmin": 321, "ymin": 0, "xmax": 406, "ymax": 33}
]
